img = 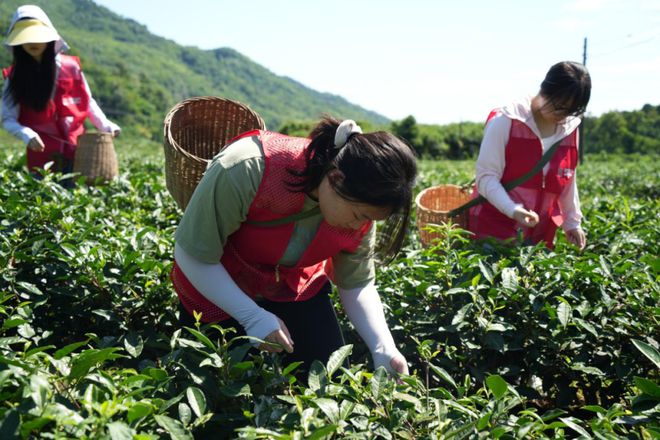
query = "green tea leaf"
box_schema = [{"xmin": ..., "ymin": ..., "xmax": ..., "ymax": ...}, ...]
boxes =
[
  {"xmin": 68, "ymin": 348, "xmax": 122, "ymax": 381},
  {"xmin": 501, "ymin": 267, "xmax": 518, "ymax": 291},
  {"xmin": 107, "ymin": 422, "xmax": 134, "ymax": 440},
  {"xmin": 178, "ymin": 403, "xmax": 192, "ymax": 427},
  {"xmin": 124, "ymin": 332, "xmax": 144, "ymax": 358},
  {"xmin": 154, "ymin": 415, "xmax": 193, "ymax": 440},
  {"xmin": 308, "ymin": 424, "xmax": 338, "ymax": 439},
  {"xmin": 184, "ymin": 327, "xmax": 215, "ymax": 351},
  {"xmin": 29, "ymin": 375, "xmax": 49, "ymax": 410},
  {"xmin": 371, "ymin": 367, "xmax": 388, "ymax": 400},
  {"xmin": 632, "ymin": 339, "xmax": 660, "ymax": 368},
  {"xmin": 313, "ymin": 398, "xmax": 339, "ymax": 422},
  {"xmin": 219, "ymin": 382, "xmax": 251, "ymax": 397},
  {"xmin": 557, "ymin": 302, "xmax": 572, "ymax": 327},
  {"xmin": 486, "ymin": 375, "xmax": 508, "ymax": 400},
  {"xmin": 633, "ymin": 376, "xmax": 660, "ymax": 397},
  {"xmin": 429, "ymin": 364, "xmax": 458, "ymax": 389},
  {"xmin": 127, "ymin": 402, "xmax": 152, "ymax": 424},
  {"xmin": 559, "ymin": 417, "xmax": 592, "ymax": 439},
  {"xmin": 326, "ymin": 345, "xmax": 352, "ymax": 377},
  {"xmin": 478, "ymin": 260, "xmax": 494, "ymax": 284},
  {"xmin": 186, "ymin": 387, "xmax": 207, "ymax": 418},
  {"xmin": 53, "ymin": 340, "xmax": 89, "ymax": 360},
  {"xmin": 308, "ymin": 361, "xmax": 326, "ymax": 392}
]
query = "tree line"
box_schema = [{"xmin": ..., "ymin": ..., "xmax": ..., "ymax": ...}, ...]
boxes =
[{"xmin": 281, "ymin": 104, "xmax": 659, "ymax": 159}]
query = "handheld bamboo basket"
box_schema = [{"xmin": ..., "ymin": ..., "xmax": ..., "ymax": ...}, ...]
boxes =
[
  {"xmin": 73, "ymin": 132, "xmax": 118, "ymax": 185},
  {"xmin": 163, "ymin": 97, "xmax": 266, "ymax": 210},
  {"xmin": 415, "ymin": 184, "xmax": 472, "ymax": 247}
]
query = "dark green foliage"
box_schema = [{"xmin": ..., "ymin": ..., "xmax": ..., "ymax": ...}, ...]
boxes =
[
  {"xmin": 388, "ymin": 106, "xmax": 660, "ymax": 160},
  {"xmin": 582, "ymin": 104, "xmax": 660, "ymax": 154},
  {"xmin": 0, "ymin": 141, "xmax": 658, "ymax": 438},
  {"xmin": 0, "ymin": 0, "xmax": 388, "ymax": 141}
]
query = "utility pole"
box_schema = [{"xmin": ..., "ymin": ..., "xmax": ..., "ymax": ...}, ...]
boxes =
[{"xmin": 580, "ymin": 37, "xmax": 587, "ymax": 163}]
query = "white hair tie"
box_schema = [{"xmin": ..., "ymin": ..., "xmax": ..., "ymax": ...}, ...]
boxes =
[{"xmin": 334, "ymin": 119, "xmax": 362, "ymax": 149}]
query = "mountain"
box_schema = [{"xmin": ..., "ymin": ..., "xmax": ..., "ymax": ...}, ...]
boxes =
[{"xmin": 0, "ymin": 0, "xmax": 389, "ymax": 139}]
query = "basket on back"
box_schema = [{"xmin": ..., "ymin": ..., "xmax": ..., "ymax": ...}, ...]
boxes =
[
  {"xmin": 163, "ymin": 97, "xmax": 266, "ymax": 210},
  {"xmin": 415, "ymin": 184, "xmax": 472, "ymax": 247},
  {"xmin": 73, "ymin": 132, "xmax": 118, "ymax": 185}
]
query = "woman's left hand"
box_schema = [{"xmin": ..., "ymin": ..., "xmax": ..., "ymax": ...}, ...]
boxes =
[
  {"xmin": 112, "ymin": 129, "xmax": 121, "ymax": 138},
  {"xmin": 565, "ymin": 227, "xmax": 586, "ymax": 250},
  {"xmin": 373, "ymin": 350, "xmax": 409, "ymax": 375},
  {"xmin": 389, "ymin": 354, "xmax": 409, "ymax": 375}
]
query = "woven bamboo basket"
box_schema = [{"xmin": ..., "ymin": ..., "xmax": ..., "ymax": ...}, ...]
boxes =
[
  {"xmin": 163, "ymin": 97, "xmax": 266, "ymax": 210},
  {"xmin": 73, "ymin": 132, "xmax": 118, "ymax": 185},
  {"xmin": 415, "ymin": 184, "xmax": 472, "ymax": 246}
]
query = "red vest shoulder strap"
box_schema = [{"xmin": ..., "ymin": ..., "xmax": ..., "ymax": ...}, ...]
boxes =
[
  {"xmin": 59, "ymin": 54, "xmax": 82, "ymax": 69},
  {"xmin": 486, "ymin": 109, "xmax": 501, "ymax": 125},
  {"xmin": 2, "ymin": 65, "xmax": 14, "ymax": 80}
]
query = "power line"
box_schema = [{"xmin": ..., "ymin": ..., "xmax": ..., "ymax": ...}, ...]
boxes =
[{"xmin": 590, "ymin": 29, "xmax": 660, "ymax": 58}]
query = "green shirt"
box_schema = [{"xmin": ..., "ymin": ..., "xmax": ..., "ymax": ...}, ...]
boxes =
[{"xmin": 175, "ymin": 134, "xmax": 376, "ymax": 289}]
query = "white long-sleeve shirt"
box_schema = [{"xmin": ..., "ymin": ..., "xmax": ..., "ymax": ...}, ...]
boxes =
[
  {"xmin": 1, "ymin": 55, "xmax": 120, "ymax": 145},
  {"xmin": 475, "ymin": 97, "xmax": 582, "ymax": 231}
]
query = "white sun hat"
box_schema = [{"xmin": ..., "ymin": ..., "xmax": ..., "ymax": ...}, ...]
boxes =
[{"xmin": 5, "ymin": 5, "xmax": 68, "ymax": 52}]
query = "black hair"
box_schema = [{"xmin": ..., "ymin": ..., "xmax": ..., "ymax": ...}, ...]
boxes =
[
  {"xmin": 6, "ymin": 41, "xmax": 56, "ymax": 111},
  {"xmin": 540, "ymin": 61, "xmax": 591, "ymax": 116},
  {"xmin": 288, "ymin": 116, "xmax": 418, "ymax": 262}
]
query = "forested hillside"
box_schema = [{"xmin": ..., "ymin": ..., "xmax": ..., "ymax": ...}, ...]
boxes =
[
  {"xmin": 0, "ymin": 0, "xmax": 388, "ymax": 139},
  {"xmin": 0, "ymin": 0, "xmax": 657, "ymax": 156}
]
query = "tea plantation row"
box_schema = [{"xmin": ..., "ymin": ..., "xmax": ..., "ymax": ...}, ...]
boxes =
[{"xmin": 0, "ymin": 149, "xmax": 658, "ymax": 439}]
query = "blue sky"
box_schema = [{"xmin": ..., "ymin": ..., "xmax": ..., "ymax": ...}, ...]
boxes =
[{"xmin": 94, "ymin": 0, "xmax": 659, "ymax": 124}]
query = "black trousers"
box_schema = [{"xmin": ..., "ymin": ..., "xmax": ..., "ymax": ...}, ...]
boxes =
[{"xmin": 179, "ymin": 283, "xmax": 346, "ymax": 371}]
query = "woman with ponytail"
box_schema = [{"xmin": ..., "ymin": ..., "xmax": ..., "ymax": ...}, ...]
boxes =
[
  {"xmin": 1, "ymin": 5, "xmax": 120, "ymax": 178},
  {"xmin": 171, "ymin": 116, "xmax": 417, "ymax": 375}
]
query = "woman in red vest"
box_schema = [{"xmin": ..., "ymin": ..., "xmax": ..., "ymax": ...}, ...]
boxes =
[
  {"xmin": 469, "ymin": 61, "xmax": 591, "ymax": 249},
  {"xmin": 1, "ymin": 5, "xmax": 120, "ymax": 179},
  {"xmin": 172, "ymin": 117, "xmax": 417, "ymax": 375}
]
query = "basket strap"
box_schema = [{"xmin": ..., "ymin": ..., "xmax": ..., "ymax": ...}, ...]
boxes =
[
  {"xmin": 448, "ymin": 139, "xmax": 563, "ymax": 217},
  {"xmin": 246, "ymin": 205, "xmax": 321, "ymax": 227}
]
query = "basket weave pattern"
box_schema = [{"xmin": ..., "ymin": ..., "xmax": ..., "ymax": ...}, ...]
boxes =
[
  {"xmin": 163, "ymin": 97, "xmax": 266, "ymax": 210},
  {"xmin": 73, "ymin": 132, "xmax": 118, "ymax": 185},
  {"xmin": 415, "ymin": 184, "xmax": 471, "ymax": 246}
]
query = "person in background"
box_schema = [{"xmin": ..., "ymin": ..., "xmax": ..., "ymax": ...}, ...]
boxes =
[
  {"xmin": 469, "ymin": 61, "xmax": 591, "ymax": 249},
  {"xmin": 1, "ymin": 5, "xmax": 120, "ymax": 179},
  {"xmin": 171, "ymin": 116, "xmax": 417, "ymax": 375}
]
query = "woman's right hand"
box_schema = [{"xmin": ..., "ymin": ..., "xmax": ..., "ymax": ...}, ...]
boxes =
[
  {"xmin": 513, "ymin": 206, "xmax": 539, "ymax": 227},
  {"xmin": 242, "ymin": 308, "xmax": 295, "ymax": 353},
  {"xmin": 27, "ymin": 136, "xmax": 45, "ymax": 152},
  {"xmin": 259, "ymin": 317, "xmax": 294, "ymax": 353}
]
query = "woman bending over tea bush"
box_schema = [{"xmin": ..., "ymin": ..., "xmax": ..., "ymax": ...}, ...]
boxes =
[
  {"xmin": 1, "ymin": 5, "xmax": 120, "ymax": 175},
  {"xmin": 469, "ymin": 61, "xmax": 591, "ymax": 249},
  {"xmin": 171, "ymin": 117, "xmax": 417, "ymax": 374}
]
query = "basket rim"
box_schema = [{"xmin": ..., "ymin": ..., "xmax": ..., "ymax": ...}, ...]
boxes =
[
  {"xmin": 415, "ymin": 184, "xmax": 471, "ymax": 214},
  {"xmin": 163, "ymin": 96, "xmax": 266, "ymax": 165}
]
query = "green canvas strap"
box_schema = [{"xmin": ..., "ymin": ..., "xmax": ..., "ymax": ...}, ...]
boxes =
[
  {"xmin": 246, "ymin": 205, "xmax": 322, "ymax": 227},
  {"xmin": 447, "ymin": 139, "xmax": 563, "ymax": 217}
]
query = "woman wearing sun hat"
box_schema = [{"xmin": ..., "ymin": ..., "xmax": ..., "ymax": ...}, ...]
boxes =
[{"xmin": 1, "ymin": 5, "xmax": 120, "ymax": 176}]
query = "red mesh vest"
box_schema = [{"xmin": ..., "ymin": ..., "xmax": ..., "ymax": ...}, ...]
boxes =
[
  {"xmin": 172, "ymin": 130, "xmax": 372, "ymax": 322},
  {"xmin": 468, "ymin": 110, "xmax": 578, "ymax": 247},
  {"xmin": 3, "ymin": 55, "xmax": 90, "ymax": 169}
]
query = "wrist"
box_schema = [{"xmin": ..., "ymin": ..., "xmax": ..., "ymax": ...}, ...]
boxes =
[{"xmin": 240, "ymin": 307, "xmax": 280, "ymax": 341}]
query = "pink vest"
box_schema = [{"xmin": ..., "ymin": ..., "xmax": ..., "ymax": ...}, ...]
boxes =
[
  {"xmin": 3, "ymin": 55, "xmax": 90, "ymax": 169},
  {"xmin": 469, "ymin": 111, "xmax": 578, "ymax": 247},
  {"xmin": 172, "ymin": 130, "xmax": 372, "ymax": 322}
]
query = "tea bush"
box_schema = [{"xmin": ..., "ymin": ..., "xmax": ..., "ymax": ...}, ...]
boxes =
[{"xmin": 0, "ymin": 148, "xmax": 658, "ymax": 439}]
